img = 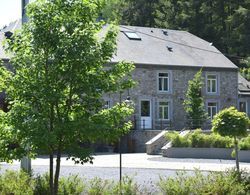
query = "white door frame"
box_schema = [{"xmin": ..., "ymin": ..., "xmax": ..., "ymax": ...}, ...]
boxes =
[{"xmin": 140, "ymin": 99, "xmax": 152, "ymax": 129}]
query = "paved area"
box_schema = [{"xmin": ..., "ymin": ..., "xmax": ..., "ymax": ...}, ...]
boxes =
[
  {"xmin": 1, "ymin": 153, "xmax": 249, "ymax": 193},
  {"xmin": 1, "ymin": 153, "xmax": 250, "ymax": 172}
]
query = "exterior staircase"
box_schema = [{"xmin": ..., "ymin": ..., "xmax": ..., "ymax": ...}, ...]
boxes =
[
  {"xmin": 145, "ymin": 130, "xmax": 190, "ymax": 155},
  {"xmin": 145, "ymin": 130, "xmax": 168, "ymax": 154}
]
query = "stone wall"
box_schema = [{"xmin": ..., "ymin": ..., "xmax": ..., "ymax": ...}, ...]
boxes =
[
  {"xmin": 106, "ymin": 65, "xmax": 238, "ymax": 130},
  {"xmin": 124, "ymin": 130, "xmax": 162, "ymax": 153}
]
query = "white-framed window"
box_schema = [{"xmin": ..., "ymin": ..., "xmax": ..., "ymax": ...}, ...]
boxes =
[
  {"xmin": 158, "ymin": 72, "xmax": 169, "ymax": 92},
  {"xmin": 206, "ymin": 74, "xmax": 218, "ymax": 94},
  {"xmin": 159, "ymin": 101, "xmax": 169, "ymax": 120},
  {"xmin": 207, "ymin": 102, "xmax": 218, "ymax": 119},
  {"xmin": 239, "ymin": 101, "xmax": 247, "ymax": 113},
  {"xmin": 103, "ymin": 100, "xmax": 111, "ymax": 109}
]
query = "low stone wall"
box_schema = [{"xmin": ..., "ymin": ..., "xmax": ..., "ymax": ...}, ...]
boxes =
[
  {"xmin": 162, "ymin": 147, "xmax": 250, "ymax": 162},
  {"xmin": 239, "ymin": 150, "xmax": 250, "ymax": 162},
  {"xmin": 126, "ymin": 130, "xmax": 162, "ymax": 153},
  {"xmin": 145, "ymin": 131, "xmax": 167, "ymax": 155}
]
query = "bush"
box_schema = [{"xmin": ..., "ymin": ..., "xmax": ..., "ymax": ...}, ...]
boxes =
[
  {"xmin": 166, "ymin": 129, "xmax": 233, "ymax": 148},
  {"xmin": 85, "ymin": 176, "xmax": 144, "ymax": 195},
  {"xmin": 158, "ymin": 169, "xmax": 250, "ymax": 195},
  {"xmin": 34, "ymin": 173, "xmax": 85, "ymax": 195},
  {"xmin": 239, "ymin": 136, "xmax": 250, "ymax": 150},
  {"xmin": 112, "ymin": 176, "xmax": 142, "ymax": 195},
  {"xmin": 165, "ymin": 131, "xmax": 190, "ymax": 147},
  {"xmin": 0, "ymin": 170, "xmax": 34, "ymax": 195}
]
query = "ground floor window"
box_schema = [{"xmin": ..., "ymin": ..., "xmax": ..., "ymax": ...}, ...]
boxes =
[
  {"xmin": 159, "ymin": 101, "xmax": 169, "ymax": 120},
  {"xmin": 207, "ymin": 102, "xmax": 217, "ymax": 120},
  {"xmin": 239, "ymin": 101, "xmax": 247, "ymax": 113}
]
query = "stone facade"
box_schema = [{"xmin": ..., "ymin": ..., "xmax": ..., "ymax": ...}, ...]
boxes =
[{"xmin": 107, "ymin": 64, "xmax": 238, "ymax": 130}]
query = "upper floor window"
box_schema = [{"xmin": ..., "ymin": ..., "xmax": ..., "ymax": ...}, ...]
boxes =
[
  {"xmin": 239, "ymin": 101, "xmax": 247, "ymax": 113},
  {"xmin": 207, "ymin": 74, "xmax": 218, "ymax": 94},
  {"xmin": 159, "ymin": 101, "xmax": 169, "ymax": 120},
  {"xmin": 207, "ymin": 102, "xmax": 218, "ymax": 119},
  {"xmin": 103, "ymin": 100, "xmax": 111, "ymax": 109},
  {"xmin": 158, "ymin": 72, "xmax": 169, "ymax": 92}
]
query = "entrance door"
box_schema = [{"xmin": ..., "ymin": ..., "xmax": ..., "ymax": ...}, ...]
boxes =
[{"xmin": 140, "ymin": 100, "xmax": 152, "ymax": 129}]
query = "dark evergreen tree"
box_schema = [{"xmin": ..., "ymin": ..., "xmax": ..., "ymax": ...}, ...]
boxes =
[{"xmin": 184, "ymin": 70, "xmax": 208, "ymax": 129}]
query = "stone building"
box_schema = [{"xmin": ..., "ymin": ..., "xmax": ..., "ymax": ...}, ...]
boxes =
[
  {"xmin": 106, "ymin": 26, "xmax": 239, "ymax": 131},
  {"xmin": 238, "ymin": 73, "xmax": 250, "ymax": 116},
  {"xmin": 0, "ymin": 21, "xmax": 248, "ymax": 152}
]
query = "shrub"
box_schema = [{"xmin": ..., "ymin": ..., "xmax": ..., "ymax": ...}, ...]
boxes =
[
  {"xmin": 111, "ymin": 176, "xmax": 142, "ymax": 195},
  {"xmin": 239, "ymin": 136, "xmax": 250, "ymax": 150},
  {"xmin": 166, "ymin": 130, "xmax": 234, "ymax": 148},
  {"xmin": 85, "ymin": 176, "xmax": 144, "ymax": 195},
  {"xmin": 86, "ymin": 177, "xmax": 111, "ymax": 195},
  {"xmin": 0, "ymin": 170, "xmax": 34, "ymax": 195},
  {"xmin": 165, "ymin": 131, "xmax": 190, "ymax": 147},
  {"xmin": 34, "ymin": 173, "xmax": 84, "ymax": 195},
  {"xmin": 158, "ymin": 169, "xmax": 250, "ymax": 195}
]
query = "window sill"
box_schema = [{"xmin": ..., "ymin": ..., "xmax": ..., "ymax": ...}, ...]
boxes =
[
  {"xmin": 157, "ymin": 91, "xmax": 172, "ymax": 94},
  {"xmin": 206, "ymin": 92, "xmax": 219, "ymax": 95}
]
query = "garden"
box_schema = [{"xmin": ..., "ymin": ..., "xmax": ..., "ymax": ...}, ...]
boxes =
[
  {"xmin": 163, "ymin": 129, "xmax": 250, "ymax": 161},
  {"xmin": 0, "ymin": 169, "xmax": 249, "ymax": 195},
  {"xmin": 165, "ymin": 129, "xmax": 250, "ymax": 150}
]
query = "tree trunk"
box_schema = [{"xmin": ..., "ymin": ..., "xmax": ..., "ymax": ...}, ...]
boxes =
[
  {"xmin": 54, "ymin": 148, "xmax": 62, "ymax": 195},
  {"xmin": 234, "ymin": 136, "xmax": 240, "ymax": 172},
  {"xmin": 49, "ymin": 153, "xmax": 54, "ymax": 195}
]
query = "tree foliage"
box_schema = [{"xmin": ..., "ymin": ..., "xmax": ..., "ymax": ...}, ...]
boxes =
[
  {"xmin": 0, "ymin": 0, "xmax": 135, "ymax": 194},
  {"xmin": 212, "ymin": 107, "xmax": 249, "ymax": 138},
  {"xmin": 183, "ymin": 70, "xmax": 207, "ymax": 129},
  {"xmin": 212, "ymin": 107, "xmax": 249, "ymax": 171}
]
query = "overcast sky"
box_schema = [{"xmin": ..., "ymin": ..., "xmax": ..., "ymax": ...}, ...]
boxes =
[{"xmin": 0, "ymin": 0, "xmax": 21, "ymax": 29}]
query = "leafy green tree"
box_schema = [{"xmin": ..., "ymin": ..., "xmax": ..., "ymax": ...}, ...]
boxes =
[
  {"xmin": 155, "ymin": 0, "xmax": 250, "ymax": 69},
  {"xmin": 212, "ymin": 107, "xmax": 249, "ymax": 172},
  {"xmin": 240, "ymin": 57, "xmax": 250, "ymax": 81},
  {"xmin": 104, "ymin": 0, "xmax": 159, "ymax": 27},
  {"xmin": 101, "ymin": 0, "xmax": 124, "ymax": 23},
  {"xmin": 184, "ymin": 70, "xmax": 207, "ymax": 129},
  {"xmin": 0, "ymin": 0, "xmax": 134, "ymax": 194}
]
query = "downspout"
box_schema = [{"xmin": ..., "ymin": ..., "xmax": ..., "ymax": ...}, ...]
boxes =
[
  {"xmin": 237, "ymin": 71, "xmax": 239, "ymax": 110},
  {"xmin": 21, "ymin": 0, "xmax": 29, "ymax": 24}
]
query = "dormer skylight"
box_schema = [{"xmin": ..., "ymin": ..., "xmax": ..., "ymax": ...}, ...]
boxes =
[
  {"xmin": 123, "ymin": 31, "xmax": 141, "ymax": 40},
  {"xmin": 162, "ymin": 30, "xmax": 168, "ymax": 36},
  {"xmin": 167, "ymin": 46, "xmax": 173, "ymax": 52},
  {"xmin": 4, "ymin": 31, "xmax": 13, "ymax": 39}
]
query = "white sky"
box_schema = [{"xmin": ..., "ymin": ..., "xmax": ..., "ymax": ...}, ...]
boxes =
[{"xmin": 0, "ymin": 0, "xmax": 21, "ymax": 29}]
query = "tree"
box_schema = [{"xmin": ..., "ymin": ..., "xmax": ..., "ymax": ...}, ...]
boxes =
[
  {"xmin": 212, "ymin": 107, "xmax": 249, "ymax": 172},
  {"xmin": 103, "ymin": 0, "xmax": 159, "ymax": 27},
  {"xmin": 183, "ymin": 70, "xmax": 207, "ymax": 129},
  {"xmin": 0, "ymin": 0, "xmax": 135, "ymax": 194},
  {"xmin": 101, "ymin": 0, "xmax": 124, "ymax": 23}
]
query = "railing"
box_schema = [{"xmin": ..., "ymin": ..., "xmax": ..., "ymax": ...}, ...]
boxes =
[
  {"xmin": 129, "ymin": 116, "xmax": 213, "ymax": 130},
  {"xmin": 130, "ymin": 115, "xmax": 172, "ymax": 130},
  {"xmin": 185, "ymin": 118, "xmax": 212, "ymax": 129}
]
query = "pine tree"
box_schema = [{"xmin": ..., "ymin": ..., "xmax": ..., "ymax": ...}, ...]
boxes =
[{"xmin": 184, "ymin": 70, "xmax": 208, "ymax": 129}]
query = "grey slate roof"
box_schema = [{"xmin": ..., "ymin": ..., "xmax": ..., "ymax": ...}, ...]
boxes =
[
  {"xmin": 0, "ymin": 20, "xmax": 21, "ymax": 60},
  {"xmin": 112, "ymin": 26, "xmax": 238, "ymax": 69},
  {"xmin": 238, "ymin": 74, "xmax": 250, "ymax": 95},
  {"xmin": 1, "ymin": 22, "xmax": 238, "ymax": 70}
]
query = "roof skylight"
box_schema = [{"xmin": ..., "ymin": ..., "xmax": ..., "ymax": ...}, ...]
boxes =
[{"xmin": 123, "ymin": 31, "xmax": 141, "ymax": 40}]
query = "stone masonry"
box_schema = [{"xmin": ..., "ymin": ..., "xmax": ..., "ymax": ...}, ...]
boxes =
[{"xmin": 107, "ymin": 64, "xmax": 238, "ymax": 130}]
